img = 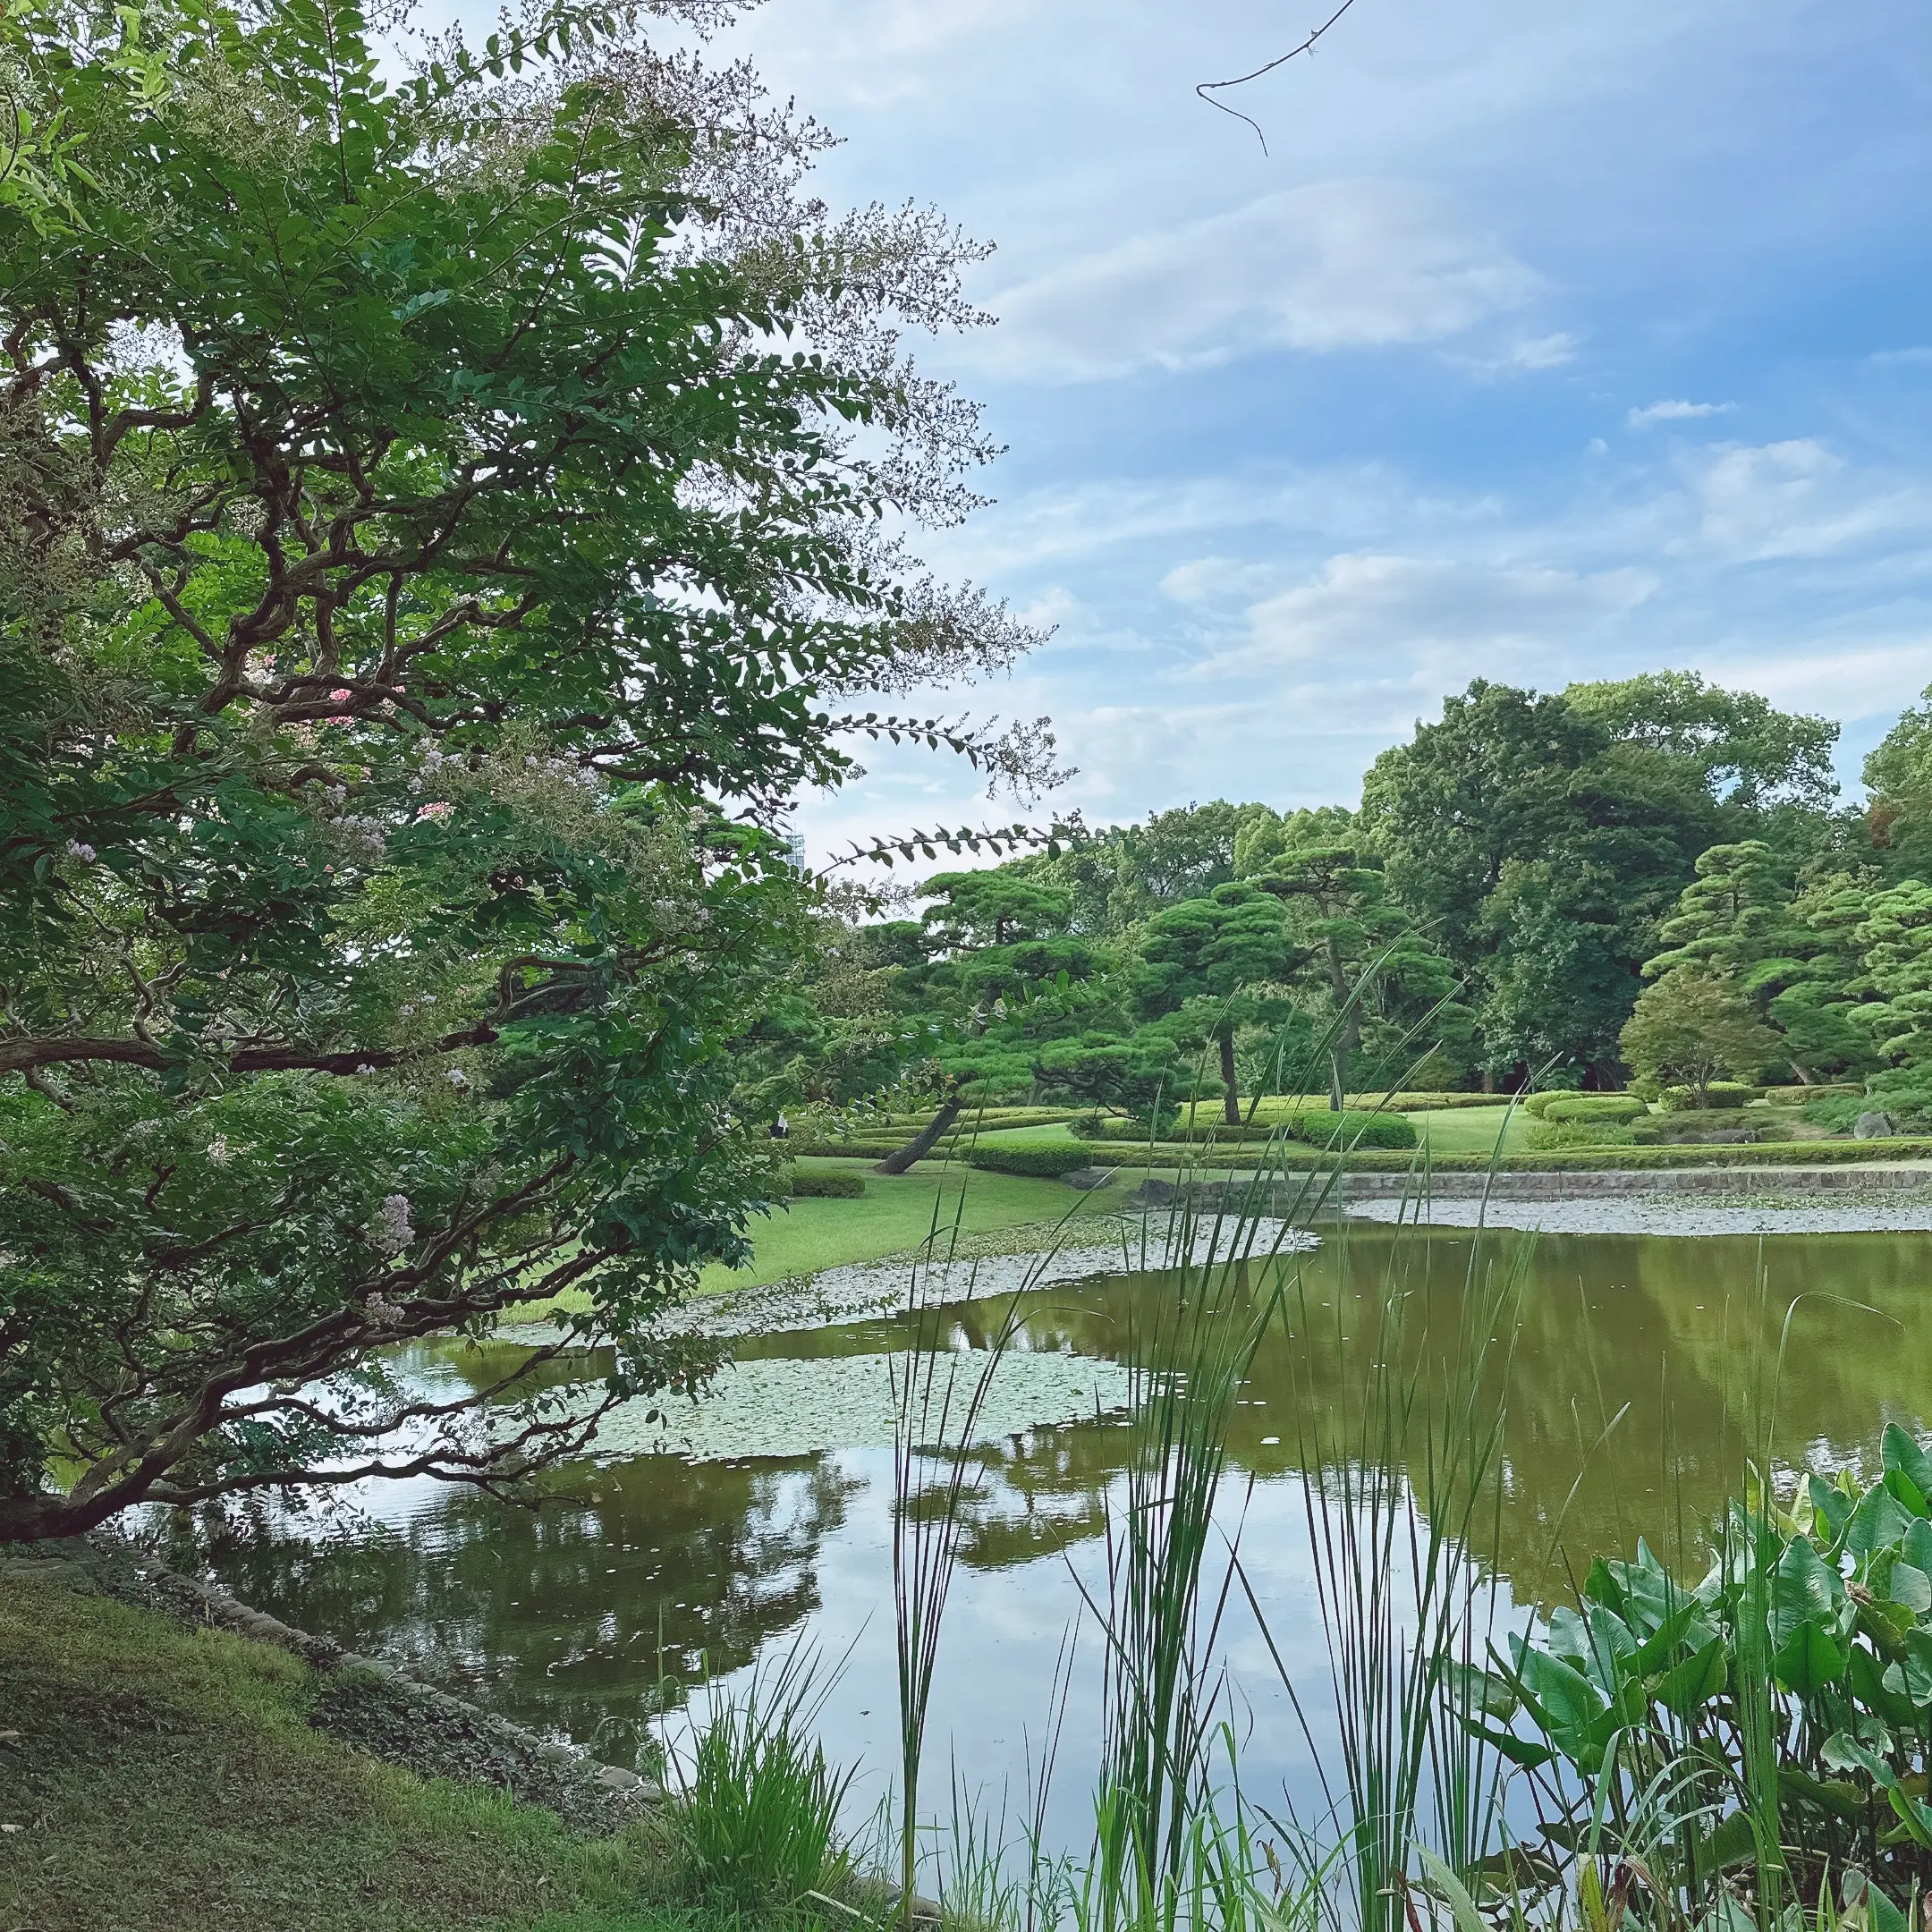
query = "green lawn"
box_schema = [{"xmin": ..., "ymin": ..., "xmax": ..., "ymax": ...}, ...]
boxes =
[
  {"xmin": 699, "ymin": 1158, "xmax": 1143, "ymax": 1292},
  {"xmin": 1405, "ymin": 1104, "xmax": 1527, "ymax": 1157},
  {"xmin": 0, "ymin": 1574, "xmax": 777, "ymax": 1932}
]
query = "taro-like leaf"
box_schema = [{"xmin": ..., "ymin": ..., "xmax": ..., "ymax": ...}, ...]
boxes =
[
  {"xmin": 1631, "ymin": 1597, "xmax": 1699, "ymax": 1674},
  {"xmin": 1777, "ymin": 1764, "xmax": 1868, "ymax": 1819},
  {"xmin": 1882, "ymin": 1424, "xmax": 1932, "ymax": 1505},
  {"xmin": 1462, "ymin": 1719, "xmax": 1555, "ymax": 1771},
  {"xmin": 1902, "ymin": 1518, "xmax": 1932, "ymax": 1577},
  {"xmin": 1773, "ymin": 1534, "xmax": 1841, "ymax": 1640},
  {"xmin": 1848, "ymin": 1482, "xmax": 1916, "ymax": 1560},
  {"xmin": 1445, "ymin": 1660, "xmax": 1520, "ymax": 1722},
  {"xmin": 1547, "ymin": 1606, "xmax": 1592, "ymax": 1664},
  {"xmin": 1516, "ymin": 1646, "xmax": 1608, "ymax": 1735},
  {"xmin": 1812, "ymin": 1473, "xmax": 1857, "ymax": 1541},
  {"xmin": 1890, "ymin": 1559, "xmax": 1932, "ymax": 1614},
  {"xmin": 1701, "ymin": 1810, "xmax": 1761, "ymax": 1874},
  {"xmin": 1651, "ymin": 1635, "xmax": 1727, "ymax": 1718},
  {"xmin": 1852, "ymin": 1644, "xmax": 1920, "ymax": 1729},
  {"xmin": 1903, "ymin": 1630, "xmax": 1932, "ymax": 1705},
  {"xmin": 1888, "ymin": 1785, "xmax": 1932, "ymax": 1851},
  {"xmin": 1774, "ymin": 1618, "xmax": 1849, "ymax": 1698},
  {"xmin": 1824, "ymin": 1729, "xmax": 1897, "ymax": 1787}
]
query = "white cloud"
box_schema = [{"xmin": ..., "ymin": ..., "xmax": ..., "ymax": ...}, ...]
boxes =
[
  {"xmin": 1628, "ymin": 398, "xmax": 1734, "ymax": 428},
  {"xmin": 971, "ymin": 181, "xmax": 1542, "ymax": 383},
  {"xmin": 1202, "ymin": 552, "xmax": 1657, "ymax": 673},
  {"xmin": 1690, "ymin": 439, "xmax": 1932, "ymax": 561},
  {"xmin": 1449, "ymin": 331, "xmax": 1580, "ymax": 377},
  {"xmin": 1158, "ymin": 557, "xmax": 1283, "ymax": 605}
]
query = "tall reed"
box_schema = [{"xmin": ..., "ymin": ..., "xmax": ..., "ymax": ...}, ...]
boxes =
[{"xmin": 1271, "ymin": 1174, "xmax": 1525, "ymax": 1932}]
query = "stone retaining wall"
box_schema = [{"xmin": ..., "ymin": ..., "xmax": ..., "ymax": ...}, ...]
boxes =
[{"xmin": 1138, "ymin": 1165, "xmax": 1932, "ymax": 1210}]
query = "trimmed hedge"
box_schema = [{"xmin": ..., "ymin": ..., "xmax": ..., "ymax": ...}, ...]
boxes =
[
  {"xmin": 1017, "ymin": 1136, "xmax": 1932, "ymax": 1174},
  {"xmin": 964, "ymin": 1144, "xmax": 1110, "ymax": 1178},
  {"xmin": 1083, "ymin": 1109, "xmax": 1417, "ymax": 1150},
  {"xmin": 1540, "ymin": 1094, "xmax": 1649, "ymax": 1126},
  {"xmin": 788, "ymin": 1168, "xmax": 866, "ymax": 1199}
]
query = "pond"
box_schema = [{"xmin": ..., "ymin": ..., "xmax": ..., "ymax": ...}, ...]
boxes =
[{"xmin": 165, "ymin": 1222, "xmax": 1932, "ymax": 1860}]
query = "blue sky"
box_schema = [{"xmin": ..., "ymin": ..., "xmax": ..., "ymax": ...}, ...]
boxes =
[{"xmin": 691, "ymin": 0, "xmax": 1932, "ymax": 856}]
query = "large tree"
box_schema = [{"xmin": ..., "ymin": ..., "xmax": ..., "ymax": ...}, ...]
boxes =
[
  {"xmin": 0, "ymin": 0, "xmax": 1045, "ymax": 1538},
  {"xmin": 1360, "ymin": 676, "xmax": 1837, "ymax": 1084},
  {"xmin": 1258, "ymin": 843, "xmax": 1466, "ymax": 1109},
  {"xmin": 1132, "ymin": 881, "xmax": 1298, "ymax": 1125}
]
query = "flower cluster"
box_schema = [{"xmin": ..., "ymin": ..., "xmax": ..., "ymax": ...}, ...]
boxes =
[{"xmin": 367, "ymin": 1192, "xmax": 415, "ymax": 1255}]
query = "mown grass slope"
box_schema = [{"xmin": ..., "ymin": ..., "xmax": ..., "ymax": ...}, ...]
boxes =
[{"xmin": 0, "ymin": 1574, "xmax": 797, "ymax": 1932}]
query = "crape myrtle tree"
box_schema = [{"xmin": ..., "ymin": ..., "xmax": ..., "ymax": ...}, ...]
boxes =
[{"xmin": 0, "ymin": 0, "xmax": 1055, "ymax": 1539}]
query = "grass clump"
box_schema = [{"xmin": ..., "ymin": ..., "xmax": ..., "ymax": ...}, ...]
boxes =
[{"xmin": 666, "ymin": 1648, "xmax": 855, "ymax": 1914}]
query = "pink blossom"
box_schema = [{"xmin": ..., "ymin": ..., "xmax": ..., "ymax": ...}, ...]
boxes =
[
  {"xmin": 414, "ymin": 801, "xmax": 454, "ymax": 824},
  {"xmin": 327, "ymin": 688, "xmax": 352, "ymax": 703}
]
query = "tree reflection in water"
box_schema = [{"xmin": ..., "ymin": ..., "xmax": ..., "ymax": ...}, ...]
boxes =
[{"xmin": 161, "ymin": 1224, "xmax": 1932, "ymax": 1796}]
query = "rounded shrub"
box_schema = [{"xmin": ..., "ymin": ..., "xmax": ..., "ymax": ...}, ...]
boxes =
[
  {"xmin": 965, "ymin": 1144, "xmax": 1106, "ymax": 1178},
  {"xmin": 1540, "ymin": 1094, "xmax": 1649, "ymax": 1127},
  {"xmin": 788, "ymin": 1168, "xmax": 865, "ymax": 1199},
  {"xmin": 1282, "ymin": 1109, "xmax": 1418, "ymax": 1152}
]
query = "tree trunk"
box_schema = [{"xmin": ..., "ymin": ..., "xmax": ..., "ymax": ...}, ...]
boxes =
[
  {"xmin": 1219, "ymin": 1030, "xmax": 1241, "ymax": 1127},
  {"xmin": 874, "ymin": 1094, "xmax": 963, "ymax": 1174},
  {"xmin": 1325, "ymin": 936, "xmax": 1358, "ymax": 1111}
]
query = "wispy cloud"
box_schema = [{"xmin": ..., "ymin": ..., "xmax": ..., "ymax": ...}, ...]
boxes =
[
  {"xmin": 970, "ymin": 181, "xmax": 1541, "ymax": 384},
  {"xmin": 1199, "ymin": 552, "xmax": 1657, "ymax": 674},
  {"xmin": 1628, "ymin": 398, "xmax": 1735, "ymax": 428}
]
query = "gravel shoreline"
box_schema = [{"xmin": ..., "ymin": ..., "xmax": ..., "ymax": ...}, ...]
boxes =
[{"xmin": 1343, "ymin": 1191, "xmax": 1932, "ymax": 1237}]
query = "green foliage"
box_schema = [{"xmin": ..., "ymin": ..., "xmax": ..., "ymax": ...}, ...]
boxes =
[
  {"xmin": 1463, "ymin": 1432, "xmax": 1932, "ymax": 1914},
  {"xmin": 0, "ymin": 0, "xmax": 1030, "ymax": 1537},
  {"xmin": 1567, "ymin": 668, "xmax": 1841, "ymax": 810},
  {"xmin": 1659, "ymin": 1080, "xmax": 1760, "ymax": 1109},
  {"xmin": 1079, "ymin": 1108, "xmax": 1417, "ymax": 1150},
  {"xmin": 1865, "ymin": 682, "xmax": 1932, "ymax": 876},
  {"xmin": 1644, "ymin": 839, "xmax": 1797, "ymax": 980},
  {"xmin": 1621, "ymin": 971, "xmax": 1781, "ymax": 1101},
  {"xmin": 1259, "ymin": 842, "xmax": 1471, "ymax": 1106},
  {"xmin": 787, "ymin": 1169, "xmax": 865, "ymax": 1199},
  {"xmin": 1538, "ymin": 1094, "xmax": 1649, "ymax": 1125},
  {"xmin": 962, "ymin": 1143, "xmax": 1103, "ymax": 1177},
  {"xmin": 670, "ymin": 1649, "xmax": 855, "ymax": 1911},
  {"xmin": 1362, "ymin": 677, "xmax": 1835, "ymax": 1085},
  {"xmin": 1133, "ymin": 882, "xmax": 1298, "ymax": 1123}
]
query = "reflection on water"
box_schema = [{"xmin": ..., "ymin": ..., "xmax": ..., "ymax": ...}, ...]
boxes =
[{"xmin": 165, "ymin": 1224, "xmax": 1932, "ymax": 1840}]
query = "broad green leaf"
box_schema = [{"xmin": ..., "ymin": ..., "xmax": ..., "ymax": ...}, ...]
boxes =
[
  {"xmin": 1882, "ymin": 1424, "xmax": 1932, "ymax": 1504},
  {"xmin": 1652, "ymin": 1636, "xmax": 1727, "ymax": 1718},
  {"xmin": 1774, "ymin": 1618, "xmax": 1848, "ymax": 1698},
  {"xmin": 1771, "ymin": 1533, "xmax": 1840, "ymax": 1640},
  {"xmin": 1847, "ymin": 1483, "xmax": 1916, "ymax": 1559}
]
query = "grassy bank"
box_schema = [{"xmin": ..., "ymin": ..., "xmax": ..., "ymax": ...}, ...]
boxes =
[
  {"xmin": 698, "ymin": 1160, "xmax": 1146, "ymax": 1293},
  {"xmin": 0, "ymin": 1573, "xmax": 797, "ymax": 1932}
]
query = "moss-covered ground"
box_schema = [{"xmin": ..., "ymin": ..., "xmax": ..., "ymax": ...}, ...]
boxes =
[{"xmin": 0, "ymin": 1574, "xmax": 810, "ymax": 1932}]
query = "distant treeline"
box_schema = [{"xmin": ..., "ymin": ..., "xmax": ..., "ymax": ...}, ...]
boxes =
[{"xmin": 738, "ymin": 671, "xmax": 1932, "ymax": 1134}]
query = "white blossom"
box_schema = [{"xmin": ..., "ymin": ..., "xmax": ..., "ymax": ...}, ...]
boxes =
[{"xmin": 368, "ymin": 1193, "xmax": 414, "ymax": 1255}]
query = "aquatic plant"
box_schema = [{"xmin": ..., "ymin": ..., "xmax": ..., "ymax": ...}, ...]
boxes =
[{"xmin": 666, "ymin": 1641, "xmax": 858, "ymax": 1911}]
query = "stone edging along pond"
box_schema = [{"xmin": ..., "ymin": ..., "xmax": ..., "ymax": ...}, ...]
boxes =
[
  {"xmin": 0, "ymin": 1532, "xmax": 659, "ymax": 1834},
  {"xmin": 1146, "ymin": 1164, "xmax": 1932, "ymax": 1206}
]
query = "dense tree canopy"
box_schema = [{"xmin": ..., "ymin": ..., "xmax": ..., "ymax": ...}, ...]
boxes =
[{"xmin": 0, "ymin": 0, "xmax": 1045, "ymax": 1537}]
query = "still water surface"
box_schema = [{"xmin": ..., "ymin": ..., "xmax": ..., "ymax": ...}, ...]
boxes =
[{"xmin": 173, "ymin": 1224, "xmax": 1932, "ymax": 1848}]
